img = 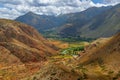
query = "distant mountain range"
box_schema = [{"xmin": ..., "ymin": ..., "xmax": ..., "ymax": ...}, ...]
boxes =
[
  {"xmin": 15, "ymin": 12, "xmax": 67, "ymax": 33},
  {"xmin": 15, "ymin": 4, "xmax": 120, "ymax": 39}
]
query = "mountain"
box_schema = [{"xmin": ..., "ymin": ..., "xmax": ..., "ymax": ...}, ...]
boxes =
[
  {"xmin": 15, "ymin": 4, "xmax": 120, "ymax": 39},
  {"xmin": 58, "ymin": 4, "xmax": 120, "ymax": 39},
  {"xmin": 15, "ymin": 6, "xmax": 111, "ymax": 39},
  {"xmin": 79, "ymin": 4, "xmax": 120, "ymax": 38},
  {"xmin": 0, "ymin": 19, "xmax": 58, "ymax": 66},
  {"xmin": 15, "ymin": 12, "xmax": 67, "ymax": 33},
  {"xmin": 58, "ymin": 6, "xmax": 112, "ymax": 37}
]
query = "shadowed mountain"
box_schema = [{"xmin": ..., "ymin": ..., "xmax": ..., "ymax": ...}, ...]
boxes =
[
  {"xmin": 79, "ymin": 4, "xmax": 120, "ymax": 38},
  {"xmin": 53, "ymin": 6, "xmax": 110, "ymax": 40},
  {"xmin": 15, "ymin": 12, "xmax": 67, "ymax": 33},
  {"xmin": 58, "ymin": 4, "xmax": 120, "ymax": 39},
  {"xmin": 0, "ymin": 19, "xmax": 58, "ymax": 65}
]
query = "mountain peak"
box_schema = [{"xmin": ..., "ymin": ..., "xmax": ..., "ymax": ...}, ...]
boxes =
[{"xmin": 25, "ymin": 11, "xmax": 38, "ymax": 16}]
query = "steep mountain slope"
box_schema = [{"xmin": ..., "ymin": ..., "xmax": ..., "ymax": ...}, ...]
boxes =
[
  {"xmin": 76, "ymin": 32, "xmax": 120, "ymax": 79},
  {"xmin": 58, "ymin": 6, "xmax": 111, "ymax": 38},
  {"xmin": 79, "ymin": 32, "xmax": 120, "ymax": 66},
  {"xmin": 58, "ymin": 4, "xmax": 120, "ymax": 39},
  {"xmin": 0, "ymin": 19, "xmax": 58, "ymax": 65},
  {"xmin": 79, "ymin": 4, "xmax": 120, "ymax": 38}
]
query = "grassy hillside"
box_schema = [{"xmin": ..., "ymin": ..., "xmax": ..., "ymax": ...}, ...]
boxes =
[
  {"xmin": 23, "ymin": 33, "xmax": 120, "ymax": 80},
  {"xmin": 0, "ymin": 19, "xmax": 60, "ymax": 80},
  {"xmin": 0, "ymin": 19, "xmax": 58, "ymax": 63}
]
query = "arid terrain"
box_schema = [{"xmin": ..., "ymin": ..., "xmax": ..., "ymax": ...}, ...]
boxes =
[
  {"xmin": 0, "ymin": 3, "xmax": 120, "ymax": 80},
  {"xmin": 0, "ymin": 19, "xmax": 58, "ymax": 80},
  {"xmin": 0, "ymin": 19, "xmax": 119, "ymax": 80}
]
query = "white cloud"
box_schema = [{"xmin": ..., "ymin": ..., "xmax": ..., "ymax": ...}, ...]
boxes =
[
  {"xmin": 0, "ymin": 0, "xmax": 120, "ymax": 19},
  {"xmin": 103, "ymin": 0, "xmax": 120, "ymax": 5}
]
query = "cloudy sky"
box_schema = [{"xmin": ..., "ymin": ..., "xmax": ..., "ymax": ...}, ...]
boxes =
[{"xmin": 0, "ymin": 0, "xmax": 120, "ymax": 19}]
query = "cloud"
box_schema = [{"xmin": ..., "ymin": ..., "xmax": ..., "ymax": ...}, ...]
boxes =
[
  {"xmin": 0, "ymin": 0, "xmax": 120, "ymax": 19},
  {"xmin": 103, "ymin": 0, "xmax": 120, "ymax": 4},
  {"xmin": 103, "ymin": 0, "xmax": 120, "ymax": 5}
]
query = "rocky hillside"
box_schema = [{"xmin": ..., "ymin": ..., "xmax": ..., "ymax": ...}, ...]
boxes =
[
  {"xmin": 79, "ymin": 32, "xmax": 120, "ymax": 65},
  {"xmin": 0, "ymin": 19, "xmax": 58, "ymax": 65},
  {"xmin": 75, "ymin": 32, "xmax": 120, "ymax": 79},
  {"xmin": 23, "ymin": 32, "xmax": 120, "ymax": 80}
]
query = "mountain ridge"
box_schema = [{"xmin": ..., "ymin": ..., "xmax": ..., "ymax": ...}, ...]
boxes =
[
  {"xmin": 79, "ymin": 3, "xmax": 120, "ymax": 38},
  {"xmin": 0, "ymin": 19, "xmax": 58, "ymax": 64},
  {"xmin": 15, "ymin": 5, "xmax": 112, "ymax": 39}
]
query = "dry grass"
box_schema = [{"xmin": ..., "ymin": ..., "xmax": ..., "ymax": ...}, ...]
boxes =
[{"xmin": 48, "ymin": 39, "xmax": 69, "ymax": 49}]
